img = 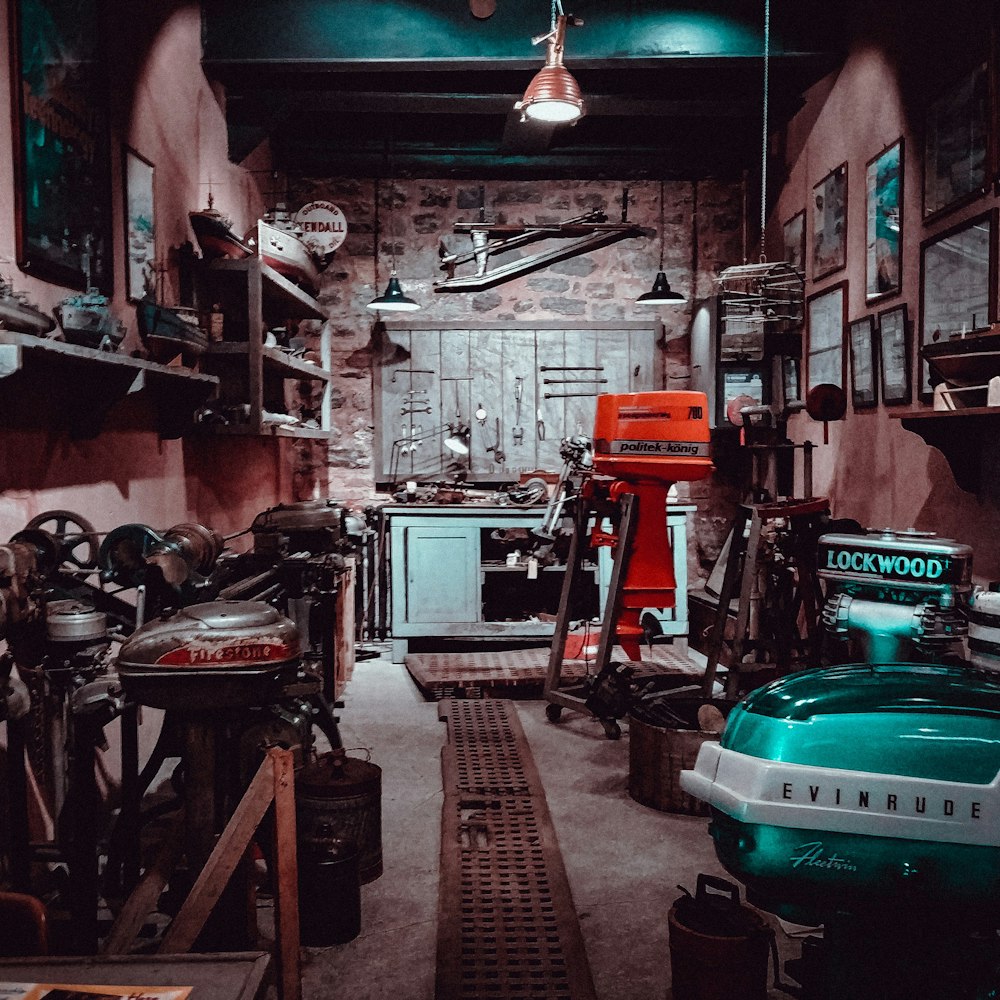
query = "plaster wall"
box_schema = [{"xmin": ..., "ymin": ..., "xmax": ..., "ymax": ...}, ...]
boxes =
[
  {"xmin": 769, "ymin": 12, "xmax": 1000, "ymax": 582},
  {"xmin": 0, "ymin": 2, "xmax": 287, "ymax": 546}
]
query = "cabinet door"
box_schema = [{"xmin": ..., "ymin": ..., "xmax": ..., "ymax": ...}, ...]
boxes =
[{"xmin": 404, "ymin": 525, "xmax": 479, "ymax": 623}]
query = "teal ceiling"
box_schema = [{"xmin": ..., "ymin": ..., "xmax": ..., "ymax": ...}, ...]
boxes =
[{"xmin": 201, "ymin": 0, "xmax": 845, "ymax": 178}]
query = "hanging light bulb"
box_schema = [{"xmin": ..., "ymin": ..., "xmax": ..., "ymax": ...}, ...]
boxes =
[
  {"xmin": 637, "ymin": 179, "xmax": 687, "ymax": 306},
  {"xmin": 515, "ymin": 5, "xmax": 585, "ymax": 126},
  {"xmin": 367, "ymin": 174, "xmax": 421, "ymax": 313}
]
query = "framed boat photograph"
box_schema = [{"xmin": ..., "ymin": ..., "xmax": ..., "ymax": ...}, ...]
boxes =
[
  {"xmin": 812, "ymin": 164, "xmax": 848, "ymax": 280},
  {"xmin": 9, "ymin": 0, "xmax": 113, "ymax": 291},
  {"xmin": 923, "ymin": 62, "xmax": 989, "ymax": 220},
  {"xmin": 918, "ymin": 210, "xmax": 995, "ymax": 400},
  {"xmin": 806, "ymin": 281, "xmax": 847, "ymax": 392},
  {"xmin": 865, "ymin": 140, "xmax": 903, "ymax": 301},
  {"xmin": 783, "ymin": 210, "xmax": 806, "ymax": 276},
  {"xmin": 124, "ymin": 147, "xmax": 155, "ymax": 302},
  {"xmin": 877, "ymin": 303, "xmax": 911, "ymax": 406},
  {"xmin": 848, "ymin": 316, "xmax": 878, "ymax": 409}
]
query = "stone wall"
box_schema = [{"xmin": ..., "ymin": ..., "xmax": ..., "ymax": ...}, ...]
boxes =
[{"xmin": 289, "ymin": 175, "xmax": 744, "ymax": 580}]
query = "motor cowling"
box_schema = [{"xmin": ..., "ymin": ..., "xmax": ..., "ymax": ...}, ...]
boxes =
[{"xmin": 117, "ymin": 600, "xmax": 300, "ymax": 710}]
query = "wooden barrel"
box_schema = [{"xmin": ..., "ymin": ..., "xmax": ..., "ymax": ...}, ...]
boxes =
[{"xmin": 627, "ymin": 700, "xmax": 727, "ymax": 815}]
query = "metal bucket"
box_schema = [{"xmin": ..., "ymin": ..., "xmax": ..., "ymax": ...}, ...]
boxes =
[
  {"xmin": 668, "ymin": 875, "xmax": 772, "ymax": 1000},
  {"xmin": 296, "ymin": 750, "xmax": 383, "ymax": 883},
  {"xmin": 298, "ymin": 836, "xmax": 361, "ymax": 946},
  {"xmin": 628, "ymin": 699, "xmax": 730, "ymax": 815}
]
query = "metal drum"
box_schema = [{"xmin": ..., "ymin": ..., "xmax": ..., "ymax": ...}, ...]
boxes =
[{"xmin": 296, "ymin": 750, "xmax": 383, "ymax": 884}]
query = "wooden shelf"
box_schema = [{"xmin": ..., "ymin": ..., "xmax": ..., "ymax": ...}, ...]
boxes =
[
  {"xmin": 205, "ymin": 342, "xmax": 331, "ymax": 381},
  {"xmin": 891, "ymin": 406, "xmax": 1000, "ymax": 494},
  {"xmin": 201, "ymin": 422, "xmax": 331, "ymax": 439},
  {"xmin": 0, "ymin": 331, "xmax": 219, "ymax": 438},
  {"xmin": 205, "ymin": 257, "xmax": 324, "ymax": 321},
  {"xmin": 197, "ymin": 256, "xmax": 332, "ymax": 436},
  {"xmin": 481, "ymin": 561, "xmax": 598, "ymax": 573}
]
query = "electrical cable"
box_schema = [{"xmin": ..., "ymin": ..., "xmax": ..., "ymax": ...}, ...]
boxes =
[{"xmin": 759, "ymin": 0, "xmax": 770, "ymax": 262}]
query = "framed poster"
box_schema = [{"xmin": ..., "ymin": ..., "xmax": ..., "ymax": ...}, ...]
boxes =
[
  {"xmin": 812, "ymin": 164, "xmax": 848, "ymax": 280},
  {"xmin": 848, "ymin": 316, "xmax": 878, "ymax": 409},
  {"xmin": 919, "ymin": 210, "xmax": 995, "ymax": 399},
  {"xmin": 9, "ymin": 0, "xmax": 112, "ymax": 291},
  {"xmin": 878, "ymin": 303, "xmax": 911, "ymax": 406},
  {"xmin": 866, "ymin": 140, "xmax": 903, "ymax": 301},
  {"xmin": 783, "ymin": 211, "xmax": 806, "ymax": 275},
  {"xmin": 124, "ymin": 148, "xmax": 155, "ymax": 301},
  {"xmin": 806, "ymin": 282, "xmax": 847, "ymax": 391},
  {"xmin": 923, "ymin": 62, "xmax": 989, "ymax": 219}
]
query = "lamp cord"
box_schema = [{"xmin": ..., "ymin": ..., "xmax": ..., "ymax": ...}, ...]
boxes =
[
  {"xmin": 759, "ymin": 0, "xmax": 770, "ymax": 262},
  {"xmin": 658, "ymin": 178, "xmax": 665, "ymax": 270},
  {"xmin": 551, "ymin": 0, "xmax": 559, "ymax": 32}
]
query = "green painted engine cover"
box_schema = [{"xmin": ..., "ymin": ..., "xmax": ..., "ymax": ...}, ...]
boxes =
[{"xmin": 721, "ymin": 663, "xmax": 1000, "ymax": 784}]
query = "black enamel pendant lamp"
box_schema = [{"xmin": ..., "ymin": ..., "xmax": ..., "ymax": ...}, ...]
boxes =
[
  {"xmin": 367, "ymin": 174, "xmax": 420, "ymax": 313},
  {"xmin": 636, "ymin": 179, "xmax": 686, "ymax": 305}
]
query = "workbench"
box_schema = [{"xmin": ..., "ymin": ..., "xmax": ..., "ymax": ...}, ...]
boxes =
[{"xmin": 384, "ymin": 503, "xmax": 694, "ymax": 662}]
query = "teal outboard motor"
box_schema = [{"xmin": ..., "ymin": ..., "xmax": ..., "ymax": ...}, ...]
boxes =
[
  {"xmin": 816, "ymin": 529, "xmax": 972, "ymax": 663},
  {"xmin": 680, "ymin": 531, "xmax": 1000, "ymax": 1000}
]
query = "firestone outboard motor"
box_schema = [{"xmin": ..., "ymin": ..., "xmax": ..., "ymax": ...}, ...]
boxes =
[{"xmin": 816, "ymin": 528, "xmax": 973, "ymax": 663}]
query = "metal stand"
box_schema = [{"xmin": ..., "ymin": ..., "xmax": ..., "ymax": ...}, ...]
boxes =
[
  {"xmin": 543, "ymin": 491, "xmax": 639, "ymax": 739},
  {"xmin": 701, "ymin": 497, "xmax": 828, "ymax": 699}
]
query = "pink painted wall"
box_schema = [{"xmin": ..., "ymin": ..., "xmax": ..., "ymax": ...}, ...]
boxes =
[
  {"xmin": 0, "ymin": 2, "xmax": 294, "ymax": 547},
  {"xmin": 769, "ymin": 14, "xmax": 1000, "ymax": 583}
]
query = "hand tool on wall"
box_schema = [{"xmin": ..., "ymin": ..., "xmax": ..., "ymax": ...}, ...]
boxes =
[
  {"xmin": 512, "ymin": 376, "xmax": 524, "ymax": 445},
  {"xmin": 475, "ymin": 402, "xmax": 487, "ymax": 424},
  {"xmin": 543, "ymin": 378, "xmax": 608, "ymax": 385},
  {"xmin": 537, "ymin": 406, "xmax": 545, "ymax": 440},
  {"xmin": 540, "ymin": 366, "xmax": 605, "ymax": 372},
  {"xmin": 487, "ymin": 416, "xmax": 506, "ymax": 465},
  {"xmin": 391, "ymin": 368, "xmax": 435, "ymax": 383},
  {"xmin": 544, "ymin": 391, "xmax": 600, "ymax": 399}
]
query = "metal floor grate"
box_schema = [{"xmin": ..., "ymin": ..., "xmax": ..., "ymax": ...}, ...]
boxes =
[{"xmin": 437, "ymin": 700, "xmax": 597, "ymax": 1000}]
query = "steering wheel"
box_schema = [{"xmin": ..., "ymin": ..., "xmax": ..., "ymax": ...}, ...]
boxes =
[{"xmin": 20, "ymin": 509, "xmax": 100, "ymax": 570}]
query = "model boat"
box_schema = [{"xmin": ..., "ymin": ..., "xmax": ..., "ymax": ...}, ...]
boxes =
[
  {"xmin": 247, "ymin": 205, "xmax": 323, "ymax": 292},
  {"xmin": 137, "ymin": 295, "xmax": 208, "ymax": 364},
  {"xmin": 54, "ymin": 287, "xmax": 125, "ymax": 351},
  {"xmin": 0, "ymin": 276, "xmax": 56, "ymax": 337},
  {"xmin": 189, "ymin": 194, "xmax": 253, "ymax": 261},
  {"xmin": 921, "ymin": 323, "xmax": 1000, "ymax": 388}
]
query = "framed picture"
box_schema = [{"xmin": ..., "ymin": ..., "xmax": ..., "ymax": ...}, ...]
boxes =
[
  {"xmin": 878, "ymin": 303, "xmax": 911, "ymax": 406},
  {"xmin": 866, "ymin": 140, "xmax": 903, "ymax": 301},
  {"xmin": 124, "ymin": 148, "xmax": 155, "ymax": 301},
  {"xmin": 919, "ymin": 210, "xmax": 995, "ymax": 399},
  {"xmin": 848, "ymin": 316, "xmax": 878, "ymax": 409},
  {"xmin": 783, "ymin": 211, "xmax": 806, "ymax": 275},
  {"xmin": 806, "ymin": 282, "xmax": 847, "ymax": 392},
  {"xmin": 812, "ymin": 164, "xmax": 848, "ymax": 280},
  {"xmin": 923, "ymin": 62, "xmax": 989, "ymax": 219},
  {"xmin": 9, "ymin": 0, "xmax": 112, "ymax": 291}
]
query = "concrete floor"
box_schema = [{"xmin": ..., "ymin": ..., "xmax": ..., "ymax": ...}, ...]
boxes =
[{"xmin": 299, "ymin": 648, "xmax": 800, "ymax": 1000}]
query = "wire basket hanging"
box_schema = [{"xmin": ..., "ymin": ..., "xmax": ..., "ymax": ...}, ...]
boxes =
[{"xmin": 716, "ymin": 260, "xmax": 804, "ymax": 326}]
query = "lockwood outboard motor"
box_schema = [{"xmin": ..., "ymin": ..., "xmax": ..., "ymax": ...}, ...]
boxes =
[
  {"xmin": 681, "ymin": 664, "xmax": 1000, "ymax": 1000},
  {"xmin": 817, "ymin": 528, "xmax": 973, "ymax": 663}
]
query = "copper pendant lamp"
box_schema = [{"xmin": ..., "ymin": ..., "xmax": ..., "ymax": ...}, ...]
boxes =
[{"xmin": 515, "ymin": 4, "xmax": 585, "ymax": 126}]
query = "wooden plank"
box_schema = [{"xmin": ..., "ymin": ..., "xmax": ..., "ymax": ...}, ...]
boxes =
[
  {"xmin": 504, "ymin": 327, "xmax": 538, "ymax": 475},
  {"xmin": 560, "ymin": 327, "xmax": 600, "ymax": 440},
  {"xmin": 407, "ymin": 329, "xmax": 443, "ymax": 481},
  {"xmin": 335, "ymin": 558, "xmax": 357, "ymax": 696},
  {"xmin": 533, "ymin": 328, "xmax": 565, "ymax": 471},
  {"xmin": 269, "ymin": 748, "xmax": 301, "ymax": 1000},
  {"xmin": 102, "ymin": 814, "xmax": 185, "ymax": 955},
  {"xmin": 629, "ymin": 326, "xmax": 657, "ymax": 391},
  {"xmin": 469, "ymin": 328, "xmax": 502, "ymax": 477},
  {"xmin": 158, "ymin": 756, "xmax": 276, "ymax": 955}
]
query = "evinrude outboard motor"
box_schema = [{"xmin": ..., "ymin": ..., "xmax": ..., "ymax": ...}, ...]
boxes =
[{"xmin": 682, "ymin": 530, "xmax": 999, "ymax": 999}]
